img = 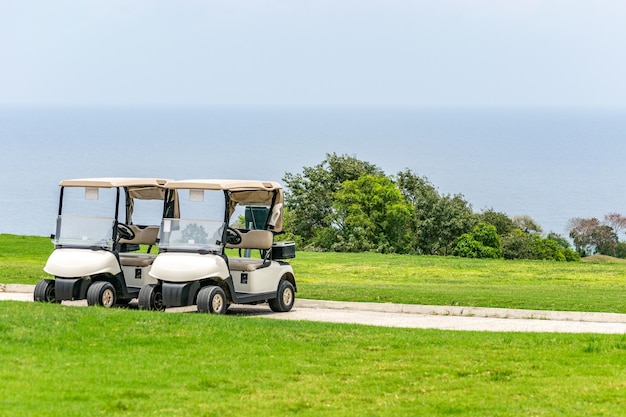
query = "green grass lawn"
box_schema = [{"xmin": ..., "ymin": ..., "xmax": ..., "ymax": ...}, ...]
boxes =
[
  {"xmin": 290, "ymin": 251, "xmax": 626, "ymax": 313},
  {"xmin": 1, "ymin": 302, "xmax": 625, "ymax": 417},
  {"xmin": 2, "ymin": 234, "xmax": 626, "ymax": 416},
  {"xmin": 0, "ymin": 235, "xmax": 54, "ymax": 284},
  {"xmin": 2, "ymin": 234, "xmax": 626, "ymax": 313}
]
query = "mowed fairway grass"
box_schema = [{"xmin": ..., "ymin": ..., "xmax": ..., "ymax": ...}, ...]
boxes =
[
  {"xmin": 4, "ymin": 234, "xmax": 626, "ymax": 313},
  {"xmin": 1, "ymin": 234, "xmax": 626, "ymax": 416}
]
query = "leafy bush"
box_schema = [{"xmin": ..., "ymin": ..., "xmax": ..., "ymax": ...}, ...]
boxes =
[
  {"xmin": 501, "ymin": 229, "xmax": 535, "ymax": 260},
  {"xmin": 453, "ymin": 223, "xmax": 502, "ymax": 259},
  {"xmin": 502, "ymin": 229, "xmax": 580, "ymax": 261}
]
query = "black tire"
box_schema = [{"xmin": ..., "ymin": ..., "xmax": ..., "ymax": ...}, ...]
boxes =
[
  {"xmin": 269, "ymin": 279, "xmax": 295, "ymax": 313},
  {"xmin": 86, "ymin": 281, "xmax": 116, "ymax": 308},
  {"xmin": 197, "ymin": 286, "xmax": 227, "ymax": 314},
  {"xmin": 138, "ymin": 284, "xmax": 165, "ymax": 311},
  {"xmin": 34, "ymin": 279, "xmax": 59, "ymax": 303}
]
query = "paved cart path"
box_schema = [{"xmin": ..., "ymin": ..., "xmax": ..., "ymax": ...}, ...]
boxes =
[{"xmin": 2, "ymin": 284, "xmax": 626, "ymax": 334}]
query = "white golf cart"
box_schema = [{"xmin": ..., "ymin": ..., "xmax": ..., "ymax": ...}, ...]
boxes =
[
  {"xmin": 34, "ymin": 178, "xmax": 178, "ymax": 307},
  {"xmin": 140, "ymin": 179, "xmax": 296, "ymax": 314}
]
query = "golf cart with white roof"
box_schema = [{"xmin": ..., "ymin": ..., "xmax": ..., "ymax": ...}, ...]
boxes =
[
  {"xmin": 34, "ymin": 178, "xmax": 178, "ymax": 307},
  {"xmin": 141, "ymin": 179, "xmax": 296, "ymax": 314}
]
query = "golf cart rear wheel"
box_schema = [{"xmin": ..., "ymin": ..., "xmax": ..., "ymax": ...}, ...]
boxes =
[
  {"xmin": 138, "ymin": 284, "xmax": 165, "ymax": 311},
  {"xmin": 197, "ymin": 286, "xmax": 227, "ymax": 314},
  {"xmin": 87, "ymin": 281, "xmax": 117, "ymax": 308},
  {"xmin": 269, "ymin": 280, "xmax": 295, "ymax": 313},
  {"xmin": 34, "ymin": 279, "xmax": 59, "ymax": 303}
]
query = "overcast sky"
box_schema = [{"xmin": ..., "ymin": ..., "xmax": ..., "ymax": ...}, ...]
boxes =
[{"xmin": 2, "ymin": 0, "xmax": 626, "ymax": 108}]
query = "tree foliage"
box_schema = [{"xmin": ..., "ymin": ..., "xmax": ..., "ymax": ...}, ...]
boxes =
[
  {"xmin": 282, "ymin": 153, "xmax": 383, "ymax": 247},
  {"xmin": 604, "ymin": 213, "xmax": 626, "ymax": 240},
  {"xmin": 501, "ymin": 229, "xmax": 535, "ymax": 260},
  {"xmin": 285, "ymin": 159, "xmax": 476, "ymax": 254},
  {"xmin": 502, "ymin": 229, "xmax": 579, "ymax": 261},
  {"xmin": 513, "ymin": 215, "xmax": 543, "ymax": 235},
  {"xmin": 396, "ymin": 169, "xmax": 475, "ymax": 255},
  {"xmin": 477, "ymin": 209, "xmax": 515, "ymax": 236},
  {"xmin": 330, "ymin": 174, "xmax": 412, "ymax": 253},
  {"xmin": 281, "ymin": 153, "xmax": 602, "ymax": 262},
  {"xmin": 452, "ymin": 223, "xmax": 502, "ymax": 259},
  {"xmin": 568, "ymin": 217, "xmax": 618, "ymax": 256}
]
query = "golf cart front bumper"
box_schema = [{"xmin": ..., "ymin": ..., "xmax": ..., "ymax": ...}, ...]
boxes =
[
  {"xmin": 55, "ymin": 277, "xmax": 91, "ymax": 301},
  {"xmin": 162, "ymin": 281, "xmax": 201, "ymax": 307}
]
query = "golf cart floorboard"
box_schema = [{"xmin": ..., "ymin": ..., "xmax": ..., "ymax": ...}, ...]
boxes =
[{"xmin": 232, "ymin": 291, "xmax": 276, "ymax": 305}]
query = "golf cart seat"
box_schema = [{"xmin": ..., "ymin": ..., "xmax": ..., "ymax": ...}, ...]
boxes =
[
  {"xmin": 120, "ymin": 225, "xmax": 160, "ymax": 246},
  {"xmin": 119, "ymin": 225, "xmax": 160, "ymax": 267},
  {"xmin": 227, "ymin": 229, "xmax": 273, "ymax": 271}
]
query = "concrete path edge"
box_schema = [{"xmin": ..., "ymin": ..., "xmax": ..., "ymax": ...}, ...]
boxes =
[{"xmin": 4, "ymin": 283, "xmax": 626, "ymax": 324}]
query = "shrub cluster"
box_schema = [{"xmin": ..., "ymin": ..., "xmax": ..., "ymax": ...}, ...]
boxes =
[{"xmin": 282, "ymin": 153, "xmax": 579, "ymax": 261}]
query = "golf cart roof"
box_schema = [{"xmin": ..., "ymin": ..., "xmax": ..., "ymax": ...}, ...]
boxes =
[
  {"xmin": 58, "ymin": 177, "xmax": 179, "ymax": 218},
  {"xmin": 164, "ymin": 179, "xmax": 282, "ymax": 191},
  {"xmin": 59, "ymin": 178, "xmax": 170, "ymax": 188},
  {"xmin": 167, "ymin": 179, "xmax": 285, "ymax": 232}
]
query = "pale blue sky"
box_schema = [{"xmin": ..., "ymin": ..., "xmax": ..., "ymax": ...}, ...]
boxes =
[{"xmin": 2, "ymin": 0, "xmax": 626, "ymax": 108}]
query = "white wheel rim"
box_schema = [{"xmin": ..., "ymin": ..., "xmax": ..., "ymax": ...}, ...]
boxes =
[
  {"xmin": 212, "ymin": 294, "xmax": 223, "ymax": 312},
  {"xmin": 282, "ymin": 287, "xmax": 293, "ymax": 306},
  {"xmin": 102, "ymin": 288, "xmax": 115, "ymax": 307}
]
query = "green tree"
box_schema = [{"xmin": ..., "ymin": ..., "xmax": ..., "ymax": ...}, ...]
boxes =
[
  {"xmin": 330, "ymin": 174, "xmax": 413, "ymax": 253},
  {"xmin": 513, "ymin": 215, "xmax": 543, "ymax": 235},
  {"xmin": 396, "ymin": 169, "xmax": 475, "ymax": 255},
  {"xmin": 546, "ymin": 232, "xmax": 572, "ymax": 250},
  {"xmin": 478, "ymin": 208, "xmax": 515, "ymax": 236},
  {"xmin": 283, "ymin": 153, "xmax": 383, "ymax": 248}
]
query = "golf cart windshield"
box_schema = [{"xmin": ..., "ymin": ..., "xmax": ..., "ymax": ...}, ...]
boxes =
[
  {"xmin": 55, "ymin": 215, "xmax": 115, "ymax": 249},
  {"xmin": 158, "ymin": 188, "xmax": 227, "ymax": 253},
  {"xmin": 53, "ymin": 186, "xmax": 119, "ymax": 248},
  {"xmin": 158, "ymin": 219, "xmax": 225, "ymax": 252},
  {"xmin": 52, "ymin": 178, "xmax": 175, "ymax": 250}
]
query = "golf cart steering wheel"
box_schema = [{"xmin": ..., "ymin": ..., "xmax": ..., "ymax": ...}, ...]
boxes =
[
  {"xmin": 226, "ymin": 227, "xmax": 242, "ymax": 245},
  {"xmin": 117, "ymin": 223, "xmax": 136, "ymax": 241}
]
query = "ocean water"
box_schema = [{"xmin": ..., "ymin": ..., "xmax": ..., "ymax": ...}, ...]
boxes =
[{"xmin": 1, "ymin": 106, "xmax": 626, "ymax": 238}]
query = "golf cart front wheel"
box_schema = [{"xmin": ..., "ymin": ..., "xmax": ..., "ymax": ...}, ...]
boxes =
[
  {"xmin": 34, "ymin": 279, "xmax": 59, "ymax": 303},
  {"xmin": 197, "ymin": 286, "xmax": 227, "ymax": 314},
  {"xmin": 138, "ymin": 284, "xmax": 165, "ymax": 311},
  {"xmin": 269, "ymin": 280, "xmax": 295, "ymax": 313},
  {"xmin": 87, "ymin": 281, "xmax": 117, "ymax": 308}
]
